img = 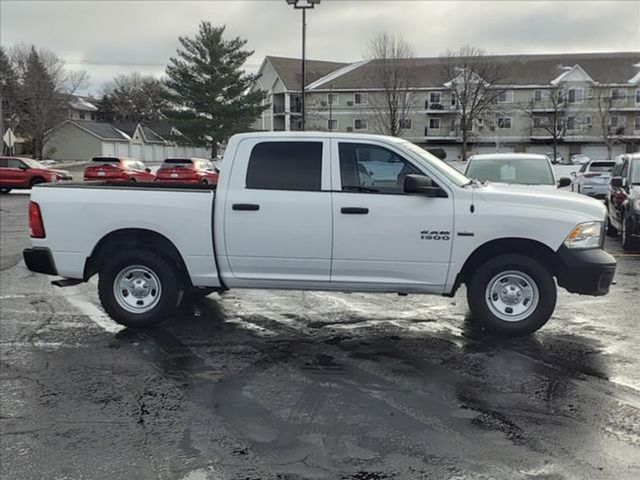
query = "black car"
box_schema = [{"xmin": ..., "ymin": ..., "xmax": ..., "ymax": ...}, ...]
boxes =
[{"xmin": 606, "ymin": 153, "xmax": 640, "ymax": 251}]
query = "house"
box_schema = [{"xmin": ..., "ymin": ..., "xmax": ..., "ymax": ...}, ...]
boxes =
[
  {"xmin": 253, "ymin": 52, "xmax": 640, "ymax": 160},
  {"xmin": 44, "ymin": 120, "xmax": 209, "ymax": 161}
]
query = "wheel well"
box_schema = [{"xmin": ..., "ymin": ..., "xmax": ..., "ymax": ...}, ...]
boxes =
[
  {"xmin": 29, "ymin": 176, "xmax": 45, "ymax": 186},
  {"xmin": 84, "ymin": 229, "xmax": 190, "ymax": 285},
  {"xmin": 450, "ymin": 238, "xmax": 558, "ymax": 295}
]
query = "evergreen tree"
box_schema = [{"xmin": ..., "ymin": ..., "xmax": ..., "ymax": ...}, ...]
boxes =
[
  {"xmin": 0, "ymin": 47, "xmax": 20, "ymax": 150},
  {"xmin": 165, "ymin": 22, "xmax": 267, "ymax": 156}
]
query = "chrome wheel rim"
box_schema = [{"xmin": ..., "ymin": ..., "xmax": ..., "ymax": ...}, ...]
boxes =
[
  {"xmin": 485, "ymin": 270, "xmax": 539, "ymax": 322},
  {"xmin": 113, "ymin": 265, "xmax": 161, "ymax": 314}
]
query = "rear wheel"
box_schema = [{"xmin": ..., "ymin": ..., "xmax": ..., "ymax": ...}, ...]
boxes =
[
  {"xmin": 128, "ymin": 178, "xmax": 136, "ymax": 183},
  {"xmin": 29, "ymin": 177, "xmax": 45, "ymax": 188},
  {"xmin": 606, "ymin": 215, "xmax": 618, "ymax": 237},
  {"xmin": 621, "ymin": 215, "xmax": 638, "ymax": 252},
  {"xmin": 467, "ymin": 254, "xmax": 556, "ymax": 336},
  {"xmin": 98, "ymin": 249, "xmax": 180, "ymax": 328}
]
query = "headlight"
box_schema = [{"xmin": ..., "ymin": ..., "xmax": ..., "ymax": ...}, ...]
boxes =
[{"xmin": 564, "ymin": 221, "xmax": 603, "ymax": 249}]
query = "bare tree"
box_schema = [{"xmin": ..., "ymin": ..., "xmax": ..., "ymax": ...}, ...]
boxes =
[
  {"xmin": 593, "ymin": 87, "xmax": 624, "ymax": 159},
  {"xmin": 365, "ymin": 32, "xmax": 416, "ymax": 136},
  {"xmin": 100, "ymin": 73, "xmax": 169, "ymax": 122},
  {"xmin": 440, "ymin": 46, "xmax": 507, "ymax": 161},
  {"xmin": 7, "ymin": 44, "xmax": 89, "ymax": 158},
  {"xmin": 520, "ymin": 88, "xmax": 584, "ymax": 163}
]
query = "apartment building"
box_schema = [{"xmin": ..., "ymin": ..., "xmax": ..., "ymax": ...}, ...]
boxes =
[{"xmin": 252, "ymin": 53, "xmax": 640, "ymax": 160}]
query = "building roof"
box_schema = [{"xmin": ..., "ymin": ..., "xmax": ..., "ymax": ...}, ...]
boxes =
[
  {"xmin": 72, "ymin": 121, "xmax": 131, "ymax": 141},
  {"xmin": 265, "ymin": 56, "xmax": 350, "ymax": 90},
  {"xmin": 266, "ymin": 52, "xmax": 640, "ymax": 90}
]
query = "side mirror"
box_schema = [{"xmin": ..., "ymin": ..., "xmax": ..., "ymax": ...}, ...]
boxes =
[
  {"xmin": 404, "ymin": 174, "xmax": 447, "ymax": 198},
  {"xmin": 570, "ymin": 171, "xmax": 576, "ymax": 178},
  {"xmin": 610, "ymin": 176, "xmax": 624, "ymax": 188},
  {"xmin": 557, "ymin": 177, "xmax": 572, "ymax": 188},
  {"xmin": 145, "ymin": 168, "xmax": 151, "ymax": 173}
]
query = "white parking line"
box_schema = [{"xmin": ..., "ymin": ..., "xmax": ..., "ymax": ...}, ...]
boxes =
[{"xmin": 58, "ymin": 290, "xmax": 124, "ymax": 334}]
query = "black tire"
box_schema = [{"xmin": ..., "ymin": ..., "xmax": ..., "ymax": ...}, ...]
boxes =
[
  {"xmin": 29, "ymin": 177, "xmax": 45, "ymax": 188},
  {"xmin": 621, "ymin": 215, "xmax": 638, "ymax": 252},
  {"xmin": 467, "ymin": 254, "xmax": 557, "ymax": 337},
  {"xmin": 0, "ymin": 187, "xmax": 11, "ymax": 194},
  {"xmin": 606, "ymin": 214, "xmax": 618, "ymax": 237},
  {"xmin": 128, "ymin": 178, "xmax": 136, "ymax": 183},
  {"xmin": 98, "ymin": 249, "xmax": 180, "ymax": 328},
  {"xmin": 201, "ymin": 179, "xmax": 209, "ymax": 185}
]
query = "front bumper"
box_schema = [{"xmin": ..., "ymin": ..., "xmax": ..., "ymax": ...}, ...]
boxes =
[
  {"xmin": 23, "ymin": 248, "xmax": 58, "ymax": 276},
  {"xmin": 556, "ymin": 246, "xmax": 616, "ymax": 296}
]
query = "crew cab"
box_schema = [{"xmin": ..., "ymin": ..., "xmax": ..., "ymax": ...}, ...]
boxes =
[
  {"xmin": 23, "ymin": 132, "xmax": 616, "ymax": 337},
  {"xmin": 84, "ymin": 157, "xmax": 155, "ymax": 183},
  {"xmin": 606, "ymin": 153, "xmax": 640, "ymax": 251},
  {"xmin": 0, "ymin": 156, "xmax": 72, "ymax": 193},
  {"xmin": 155, "ymin": 157, "xmax": 219, "ymax": 185}
]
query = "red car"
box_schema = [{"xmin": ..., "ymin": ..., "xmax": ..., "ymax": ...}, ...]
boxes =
[
  {"xmin": 155, "ymin": 158, "xmax": 220, "ymax": 185},
  {"xmin": 84, "ymin": 157, "xmax": 155, "ymax": 183},
  {"xmin": 0, "ymin": 156, "xmax": 73, "ymax": 193}
]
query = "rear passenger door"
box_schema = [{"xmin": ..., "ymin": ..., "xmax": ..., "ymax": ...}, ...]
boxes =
[{"xmin": 222, "ymin": 139, "xmax": 333, "ymax": 284}]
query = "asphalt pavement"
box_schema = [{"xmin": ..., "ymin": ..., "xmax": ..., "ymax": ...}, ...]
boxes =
[{"xmin": 1, "ymin": 190, "xmax": 640, "ymax": 480}]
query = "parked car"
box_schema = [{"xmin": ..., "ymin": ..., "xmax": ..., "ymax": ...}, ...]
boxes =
[
  {"xmin": 570, "ymin": 160, "xmax": 616, "ymax": 198},
  {"xmin": 154, "ymin": 158, "xmax": 219, "ymax": 185},
  {"xmin": 83, "ymin": 157, "xmax": 155, "ymax": 183},
  {"xmin": 545, "ymin": 152, "xmax": 564, "ymax": 164},
  {"xmin": 606, "ymin": 152, "xmax": 640, "ymax": 251},
  {"xmin": 464, "ymin": 153, "xmax": 572, "ymax": 188},
  {"xmin": 24, "ymin": 132, "xmax": 615, "ymax": 337},
  {"xmin": 0, "ymin": 156, "xmax": 72, "ymax": 193},
  {"xmin": 570, "ymin": 154, "xmax": 591, "ymax": 165}
]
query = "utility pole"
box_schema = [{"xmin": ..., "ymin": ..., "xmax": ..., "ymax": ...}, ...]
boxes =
[
  {"xmin": 286, "ymin": 0, "xmax": 321, "ymax": 131},
  {"xmin": 329, "ymin": 84, "xmax": 334, "ymax": 131}
]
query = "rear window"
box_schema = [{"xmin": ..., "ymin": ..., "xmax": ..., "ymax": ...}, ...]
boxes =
[
  {"xmin": 466, "ymin": 157, "xmax": 555, "ymax": 185},
  {"xmin": 246, "ymin": 142, "xmax": 322, "ymax": 191},
  {"xmin": 161, "ymin": 158, "xmax": 193, "ymax": 168},
  {"xmin": 92, "ymin": 157, "xmax": 119, "ymax": 164},
  {"xmin": 589, "ymin": 162, "xmax": 615, "ymax": 172}
]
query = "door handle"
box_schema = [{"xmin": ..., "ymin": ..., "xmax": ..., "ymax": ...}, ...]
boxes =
[
  {"xmin": 232, "ymin": 203, "xmax": 260, "ymax": 211},
  {"xmin": 341, "ymin": 207, "xmax": 369, "ymax": 214}
]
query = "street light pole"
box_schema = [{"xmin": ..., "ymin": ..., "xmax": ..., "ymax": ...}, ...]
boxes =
[{"xmin": 286, "ymin": 0, "xmax": 320, "ymax": 132}]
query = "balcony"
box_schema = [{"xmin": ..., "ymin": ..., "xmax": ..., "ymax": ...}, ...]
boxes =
[{"xmin": 425, "ymin": 102, "xmax": 457, "ymax": 113}]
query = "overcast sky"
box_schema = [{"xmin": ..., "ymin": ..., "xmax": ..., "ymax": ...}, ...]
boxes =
[{"xmin": 1, "ymin": 0, "xmax": 639, "ymax": 95}]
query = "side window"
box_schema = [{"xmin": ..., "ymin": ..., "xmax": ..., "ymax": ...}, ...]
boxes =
[
  {"xmin": 338, "ymin": 143, "xmax": 421, "ymax": 194},
  {"xmin": 7, "ymin": 159, "xmax": 22, "ymax": 168},
  {"xmin": 246, "ymin": 141, "xmax": 322, "ymax": 191},
  {"xmin": 579, "ymin": 163, "xmax": 588, "ymax": 173},
  {"xmin": 620, "ymin": 160, "xmax": 629, "ymax": 179},
  {"xmin": 0, "ymin": 158, "xmax": 8, "ymax": 168}
]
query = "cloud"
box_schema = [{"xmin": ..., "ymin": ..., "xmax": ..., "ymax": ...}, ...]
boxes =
[{"xmin": 1, "ymin": 0, "xmax": 638, "ymax": 94}]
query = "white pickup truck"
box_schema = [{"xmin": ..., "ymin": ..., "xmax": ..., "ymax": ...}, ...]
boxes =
[{"xmin": 23, "ymin": 132, "xmax": 616, "ymax": 336}]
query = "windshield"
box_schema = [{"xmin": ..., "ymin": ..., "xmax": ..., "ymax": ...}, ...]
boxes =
[
  {"xmin": 161, "ymin": 159, "xmax": 192, "ymax": 169},
  {"xmin": 465, "ymin": 157, "xmax": 555, "ymax": 185},
  {"xmin": 631, "ymin": 159, "xmax": 640, "ymax": 184},
  {"xmin": 21, "ymin": 158, "xmax": 47, "ymax": 169},
  {"xmin": 398, "ymin": 141, "xmax": 470, "ymax": 187}
]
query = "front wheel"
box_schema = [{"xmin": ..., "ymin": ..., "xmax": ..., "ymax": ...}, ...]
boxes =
[
  {"xmin": 621, "ymin": 216, "xmax": 638, "ymax": 252},
  {"xmin": 98, "ymin": 249, "xmax": 180, "ymax": 328},
  {"xmin": 467, "ymin": 254, "xmax": 557, "ymax": 336}
]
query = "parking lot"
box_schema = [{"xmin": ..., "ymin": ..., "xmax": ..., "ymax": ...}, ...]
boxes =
[{"xmin": 1, "ymin": 176, "xmax": 640, "ymax": 479}]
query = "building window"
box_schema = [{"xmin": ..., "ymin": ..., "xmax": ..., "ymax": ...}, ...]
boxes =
[
  {"xmin": 610, "ymin": 115, "xmax": 626, "ymax": 128},
  {"xmin": 567, "ymin": 117, "xmax": 577, "ymax": 130},
  {"xmin": 328, "ymin": 119, "xmax": 338, "ymax": 131},
  {"xmin": 328, "ymin": 93, "xmax": 338, "ymax": 105},
  {"xmin": 497, "ymin": 117, "xmax": 512, "ymax": 129},
  {"xmin": 497, "ymin": 90, "xmax": 513, "ymax": 103},
  {"xmin": 428, "ymin": 118, "xmax": 441, "ymax": 130},
  {"xmin": 246, "ymin": 141, "xmax": 322, "ymax": 191},
  {"xmin": 533, "ymin": 90, "xmax": 547, "ymax": 102},
  {"xmin": 399, "ymin": 118, "xmax": 412, "ymax": 130},
  {"xmin": 533, "ymin": 116, "xmax": 549, "ymax": 128},
  {"xmin": 611, "ymin": 88, "xmax": 626, "ymax": 101},
  {"xmin": 635, "ymin": 115, "xmax": 640, "ymax": 131},
  {"xmin": 568, "ymin": 88, "xmax": 584, "ymax": 104},
  {"xmin": 429, "ymin": 92, "xmax": 441, "ymax": 105},
  {"xmin": 354, "ymin": 119, "xmax": 367, "ymax": 130},
  {"xmin": 636, "ymin": 89, "xmax": 640, "ymax": 104},
  {"xmin": 582, "ymin": 116, "xmax": 592, "ymax": 128},
  {"xmin": 354, "ymin": 93, "xmax": 368, "ymax": 105},
  {"xmin": 79, "ymin": 111, "xmax": 86, "ymax": 120}
]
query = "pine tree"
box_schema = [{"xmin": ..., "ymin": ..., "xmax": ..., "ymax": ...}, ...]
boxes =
[
  {"xmin": 165, "ymin": 22, "xmax": 267, "ymax": 156},
  {"xmin": 0, "ymin": 47, "xmax": 20, "ymax": 149}
]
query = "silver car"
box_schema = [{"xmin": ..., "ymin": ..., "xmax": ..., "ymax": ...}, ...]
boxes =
[{"xmin": 571, "ymin": 160, "xmax": 616, "ymax": 199}]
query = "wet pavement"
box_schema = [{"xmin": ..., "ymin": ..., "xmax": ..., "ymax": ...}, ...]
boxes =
[{"xmin": 1, "ymin": 193, "xmax": 640, "ymax": 479}]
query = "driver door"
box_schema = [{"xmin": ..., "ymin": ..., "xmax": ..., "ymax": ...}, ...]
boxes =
[{"xmin": 330, "ymin": 140, "xmax": 454, "ymax": 291}]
